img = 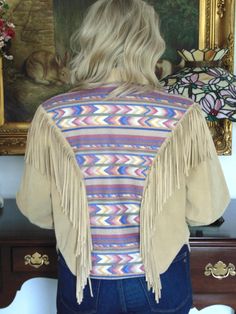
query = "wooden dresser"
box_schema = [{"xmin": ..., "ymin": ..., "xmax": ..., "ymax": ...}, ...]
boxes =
[
  {"xmin": 190, "ymin": 200, "xmax": 236, "ymax": 310},
  {"xmin": 0, "ymin": 199, "xmax": 57, "ymax": 308},
  {"xmin": 0, "ymin": 199, "xmax": 236, "ymax": 309}
]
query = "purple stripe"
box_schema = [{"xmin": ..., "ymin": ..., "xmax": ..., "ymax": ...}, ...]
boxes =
[
  {"xmin": 67, "ymin": 134, "xmax": 166, "ymax": 146},
  {"xmin": 42, "ymin": 86, "xmax": 193, "ymax": 110},
  {"xmin": 92, "ymin": 233, "xmax": 139, "ymax": 238},
  {"xmin": 92, "ymin": 238, "xmax": 139, "ymax": 244},
  {"xmin": 69, "ymin": 134, "xmax": 165, "ymax": 141},
  {"xmin": 86, "ymin": 185, "xmax": 143, "ymax": 195},
  {"xmin": 42, "ymin": 87, "xmax": 116, "ymax": 109},
  {"xmin": 93, "ymin": 244, "xmax": 140, "ymax": 249},
  {"xmin": 87, "ymin": 184, "xmax": 143, "ymax": 189}
]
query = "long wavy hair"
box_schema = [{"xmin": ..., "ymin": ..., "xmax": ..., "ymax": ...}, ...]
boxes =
[{"xmin": 70, "ymin": 0, "xmax": 166, "ymax": 96}]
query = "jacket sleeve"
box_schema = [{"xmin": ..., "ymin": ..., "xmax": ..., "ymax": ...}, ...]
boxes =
[
  {"xmin": 16, "ymin": 162, "xmax": 54, "ymax": 229},
  {"xmin": 186, "ymin": 144, "xmax": 230, "ymax": 226},
  {"xmin": 16, "ymin": 107, "xmax": 54, "ymax": 230}
]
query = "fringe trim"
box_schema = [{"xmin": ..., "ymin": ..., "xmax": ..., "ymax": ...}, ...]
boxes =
[
  {"xmin": 140, "ymin": 103, "xmax": 215, "ymax": 302},
  {"xmin": 25, "ymin": 106, "xmax": 92, "ymax": 304}
]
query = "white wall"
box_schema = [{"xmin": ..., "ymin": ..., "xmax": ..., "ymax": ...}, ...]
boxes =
[
  {"xmin": 0, "ymin": 156, "xmax": 23, "ymax": 198},
  {"xmin": 0, "ymin": 278, "xmax": 57, "ymax": 314}
]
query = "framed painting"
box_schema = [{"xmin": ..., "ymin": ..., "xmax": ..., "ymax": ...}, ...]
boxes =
[
  {"xmin": 0, "ymin": 58, "xmax": 4, "ymax": 127},
  {"xmin": 0, "ymin": 0, "xmax": 235, "ymax": 155}
]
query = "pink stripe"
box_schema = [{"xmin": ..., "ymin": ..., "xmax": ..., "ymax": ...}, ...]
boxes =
[
  {"xmin": 68, "ymin": 134, "xmax": 165, "ymax": 141},
  {"xmin": 86, "ymin": 184, "xmax": 142, "ymax": 188},
  {"xmin": 92, "ymin": 235, "xmax": 139, "ymax": 239}
]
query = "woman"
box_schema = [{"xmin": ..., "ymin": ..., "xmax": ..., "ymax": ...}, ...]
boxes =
[{"xmin": 17, "ymin": 0, "xmax": 230, "ymax": 313}]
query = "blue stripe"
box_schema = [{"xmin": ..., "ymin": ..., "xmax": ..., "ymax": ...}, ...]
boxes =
[{"xmin": 61, "ymin": 126, "xmax": 172, "ymax": 132}]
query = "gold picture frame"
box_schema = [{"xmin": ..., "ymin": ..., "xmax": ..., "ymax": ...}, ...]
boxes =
[
  {"xmin": 0, "ymin": 58, "xmax": 4, "ymax": 127},
  {"xmin": 0, "ymin": 0, "xmax": 235, "ymax": 155},
  {"xmin": 199, "ymin": 0, "xmax": 235, "ymax": 155},
  {"xmin": 0, "ymin": 56, "xmax": 28, "ymax": 155}
]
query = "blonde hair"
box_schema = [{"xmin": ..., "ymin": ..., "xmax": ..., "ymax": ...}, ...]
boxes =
[{"xmin": 70, "ymin": 0, "xmax": 165, "ymax": 96}]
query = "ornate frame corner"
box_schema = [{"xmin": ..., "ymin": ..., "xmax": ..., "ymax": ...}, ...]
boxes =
[{"xmin": 207, "ymin": 119, "xmax": 232, "ymax": 155}]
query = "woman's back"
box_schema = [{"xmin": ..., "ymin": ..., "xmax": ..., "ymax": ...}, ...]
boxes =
[{"xmin": 42, "ymin": 84, "xmax": 194, "ymax": 279}]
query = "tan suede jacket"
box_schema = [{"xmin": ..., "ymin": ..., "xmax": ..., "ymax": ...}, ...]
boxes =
[{"xmin": 17, "ymin": 95, "xmax": 230, "ymax": 304}]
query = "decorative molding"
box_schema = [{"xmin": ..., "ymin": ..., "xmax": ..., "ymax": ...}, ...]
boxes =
[
  {"xmin": 205, "ymin": 0, "xmax": 212, "ymax": 48},
  {"xmin": 0, "ymin": 125, "xmax": 28, "ymax": 155},
  {"xmin": 224, "ymin": 32, "xmax": 235, "ymax": 72},
  {"xmin": 217, "ymin": 0, "xmax": 226, "ymax": 18},
  {"xmin": 207, "ymin": 119, "xmax": 232, "ymax": 156}
]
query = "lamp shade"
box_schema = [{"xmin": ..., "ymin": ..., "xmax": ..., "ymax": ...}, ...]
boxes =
[
  {"xmin": 177, "ymin": 48, "xmax": 228, "ymax": 62},
  {"xmin": 161, "ymin": 49, "xmax": 236, "ymax": 122}
]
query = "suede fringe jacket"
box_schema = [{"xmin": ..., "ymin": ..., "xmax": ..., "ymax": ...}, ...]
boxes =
[{"xmin": 17, "ymin": 87, "xmax": 230, "ymax": 304}]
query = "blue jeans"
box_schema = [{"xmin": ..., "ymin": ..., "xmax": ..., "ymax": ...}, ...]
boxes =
[{"xmin": 57, "ymin": 245, "xmax": 192, "ymax": 314}]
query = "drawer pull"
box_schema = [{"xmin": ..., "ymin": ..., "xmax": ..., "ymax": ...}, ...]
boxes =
[
  {"xmin": 24, "ymin": 252, "xmax": 50, "ymax": 269},
  {"xmin": 204, "ymin": 261, "xmax": 236, "ymax": 279}
]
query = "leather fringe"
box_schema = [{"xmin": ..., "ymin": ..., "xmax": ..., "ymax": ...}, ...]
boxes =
[
  {"xmin": 25, "ymin": 103, "xmax": 215, "ymax": 304},
  {"xmin": 25, "ymin": 105, "xmax": 92, "ymax": 304},
  {"xmin": 140, "ymin": 104, "xmax": 215, "ymax": 302}
]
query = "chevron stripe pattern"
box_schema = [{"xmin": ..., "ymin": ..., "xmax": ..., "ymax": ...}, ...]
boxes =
[
  {"xmin": 77, "ymin": 154, "xmax": 153, "ymax": 166},
  {"xmin": 48, "ymin": 102, "xmax": 184, "ymax": 119},
  {"xmin": 82, "ymin": 165, "xmax": 148, "ymax": 178},
  {"xmin": 58, "ymin": 115, "xmax": 178, "ymax": 129},
  {"xmin": 89, "ymin": 203, "xmax": 140, "ymax": 215},
  {"xmin": 43, "ymin": 85, "xmax": 192, "ymax": 278},
  {"xmin": 90, "ymin": 214, "xmax": 140, "ymax": 226},
  {"xmin": 90, "ymin": 263, "xmax": 145, "ymax": 278}
]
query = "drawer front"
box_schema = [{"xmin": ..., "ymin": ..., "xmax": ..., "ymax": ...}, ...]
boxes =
[
  {"xmin": 12, "ymin": 247, "xmax": 57, "ymax": 273},
  {"xmin": 190, "ymin": 247, "xmax": 236, "ymax": 294}
]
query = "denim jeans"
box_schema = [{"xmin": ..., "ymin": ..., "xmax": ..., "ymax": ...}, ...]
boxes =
[{"xmin": 57, "ymin": 245, "xmax": 192, "ymax": 314}]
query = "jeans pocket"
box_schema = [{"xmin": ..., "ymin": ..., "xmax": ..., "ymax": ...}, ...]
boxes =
[
  {"xmin": 139, "ymin": 245, "xmax": 192, "ymax": 313},
  {"xmin": 57, "ymin": 252, "xmax": 100, "ymax": 314}
]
